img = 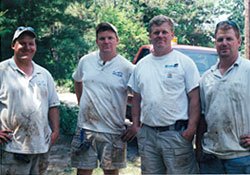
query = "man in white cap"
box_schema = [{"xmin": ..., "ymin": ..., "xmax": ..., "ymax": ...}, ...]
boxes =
[{"xmin": 0, "ymin": 26, "xmax": 60, "ymax": 174}]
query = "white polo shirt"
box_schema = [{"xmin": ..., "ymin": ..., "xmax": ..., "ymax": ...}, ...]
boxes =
[
  {"xmin": 128, "ymin": 50, "xmax": 200, "ymax": 126},
  {"xmin": 72, "ymin": 51, "xmax": 134, "ymax": 134},
  {"xmin": 0, "ymin": 58, "xmax": 60, "ymax": 154},
  {"xmin": 200, "ymin": 57, "xmax": 250, "ymax": 159}
]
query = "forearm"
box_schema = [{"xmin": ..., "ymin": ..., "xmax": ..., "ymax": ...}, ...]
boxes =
[
  {"xmin": 74, "ymin": 81, "xmax": 82, "ymax": 105},
  {"xmin": 187, "ymin": 87, "xmax": 200, "ymax": 133},
  {"xmin": 48, "ymin": 107, "xmax": 60, "ymax": 133},
  {"xmin": 121, "ymin": 92, "xmax": 141, "ymax": 142},
  {"xmin": 131, "ymin": 92, "xmax": 141, "ymax": 127},
  {"xmin": 196, "ymin": 115, "xmax": 207, "ymax": 151}
]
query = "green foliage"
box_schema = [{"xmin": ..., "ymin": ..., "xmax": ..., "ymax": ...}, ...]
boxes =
[
  {"xmin": 59, "ymin": 102, "xmax": 78, "ymax": 135},
  {"xmin": 1, "ymin": 0, "xmax": 93, "ymax": 81},
  {"xmin": 131, "ymin": 0, "xmax": 217, "ymax": 47},
  {"xmin": 57, "ymin": 79, "xmax": 75, "ymax": 93},
  {"xmin": 0, "ymin": 0, "xmax": 245, "ymax": 83}
]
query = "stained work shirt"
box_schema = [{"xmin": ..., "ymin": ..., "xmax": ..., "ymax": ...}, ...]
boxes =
[
  {"xmin": 128, "ymin": 50, "xmax": 200, "ymax": 126},
  {"xmin": 72, "ymin": 51, "xmax": 134, "ymax": 134},
  {"xmin": 200, "ymin": 57, "xmax": 250, "ymax": 159},
  {"xmin": 0, "ymin": 58, "xmax": 60, "ymax": 154}
]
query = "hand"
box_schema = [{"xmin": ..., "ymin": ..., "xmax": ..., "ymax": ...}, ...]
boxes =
[
  {"xmin": 181, "ymin": 128, "xmax": 195, "ymax": 142},
  {"xmin": 121, "ymin": 124, "xmax": 140, "ymax": 142},
  {"xmin": 240, "ymin": 134, "xmax": 250, "ymax": 149},
  {"xmin": 0, "ymin": 129, "xmax": 13, "ymax": 144},
  {"xmin": 50, "ymin": 131, "xmax": 59, "ymax": 145}
]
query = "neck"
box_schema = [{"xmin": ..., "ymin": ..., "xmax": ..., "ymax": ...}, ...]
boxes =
[
  {"xmin": 218, "ymin": 55, "xmax": 238, "ymax": 75},
  {"xmin": 14, "ymin": 58, "xmax": 33, "ymax": 77},
  {"xmin": 99, "ymin": 52, "xmax": 117, "ymax": 62},
  {"xmin": 153, "ymin": 47, "xmax": 173, "ymax": 57}
]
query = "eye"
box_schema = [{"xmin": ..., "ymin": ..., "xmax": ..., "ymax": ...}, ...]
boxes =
[
  {"xmin": 153, "ymin": 31, "xmax": 160, "ymax": 35},
  {"xmin": 99, "ymin": 37, "xmax": 105, "ymax": 41},
  {"xmin": 226, "ymin": 37, "xmax": 233, "ymax": 41},
  {"xmin": 162, "ymin": 31, "xmax": 168, "ymax": 35},
  {"xmin": 216, "ymin": 38, "xmax": 223, "ymax": 42}
]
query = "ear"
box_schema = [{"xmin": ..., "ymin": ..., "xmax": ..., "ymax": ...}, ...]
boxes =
[
  {"xmin": 116, "ymin": 36, "xmax": 119, "ymax": 43},
  {"xmin": 170, "ymin": 32, "xmax": 175, "ymax": 39},
  {"xmin": 11, "ymin": 43, "xmax": 15, "ymax": 49},
  {"xmin": 238, "ymin": 37, "xmax": 242, "ymax": 45}
]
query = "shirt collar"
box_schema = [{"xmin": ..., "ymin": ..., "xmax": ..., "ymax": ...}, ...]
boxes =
[
  {"xmin": 9, "ymin": 57, "xmax": 41, "ymax": 76},
  {"xmin": 211, "ymin": 56, "xmax": 241, "ymax": 72}
]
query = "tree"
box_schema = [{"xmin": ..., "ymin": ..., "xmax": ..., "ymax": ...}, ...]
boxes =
[
  {"xmin": 245, "ymin": 0, "xmax": 250, "ymax": 59},
  {"xmin": 0, "ymin": 0, "xmax": 93, "ymax": 83},
  {"xmin": 0, "ymin": 0, "xmax": 246, "ymax": 82}
]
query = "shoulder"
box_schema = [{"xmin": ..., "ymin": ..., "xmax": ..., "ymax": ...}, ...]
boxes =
[
  {"xmin": 171, "ymin": 50, "xmax": 194, "ymax": 63},
  {"xmin": 135, "ymin": 53, "xmax": 153, "ymax": 67},
  {"xmin": 240, "ymin": 57, "xmax": 250, "ymax": 66},
  {"xmin": 117, "ymin": 55, "xmax": 134, "ymax": 66},
  {"xmin": 33, "ymin": 62, "xmax": 54, "ymax": 79},
  {"xmin": 0, "ymin": 58, "xmax": 11, "ymax": 68},
  {"xmin": 79, "ymin": 51, "xmax": 97, "ymax": 62},
  {"xmin": 115, "ymin": 55, "xmax": 135, "ymax": 73}
]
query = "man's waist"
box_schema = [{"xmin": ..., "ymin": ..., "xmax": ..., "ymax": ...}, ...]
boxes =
[{"xmin": 143, "ymin": 120, "xmax": 188, "ymax": 132}]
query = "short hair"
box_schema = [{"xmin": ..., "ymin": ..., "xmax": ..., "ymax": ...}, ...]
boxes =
[
  {"xmin": 148, "ymin": 15, "xmax": 174, "ymax": 33},
  {"xmin": 95, "ymin": 22, "xmax": 118, "ymax": 38},
  {"xmin": 215, "ymin": 20, "xmax": 240, "ymax": 39}
]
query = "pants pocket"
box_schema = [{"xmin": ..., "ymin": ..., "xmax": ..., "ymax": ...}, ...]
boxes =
[{"xmin": 71, "ymin": 128, "xmax": 91, "ymax": 154}]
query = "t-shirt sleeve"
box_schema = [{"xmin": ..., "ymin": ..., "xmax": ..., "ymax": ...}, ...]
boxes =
[{"xmin": 72, "ymin": 58, "xmax": 84, "ymax": 82}]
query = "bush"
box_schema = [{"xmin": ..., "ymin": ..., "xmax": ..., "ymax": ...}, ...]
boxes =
[{"xmin": 59, "ymin": 102, "xmax": 78, "ymax": 135}]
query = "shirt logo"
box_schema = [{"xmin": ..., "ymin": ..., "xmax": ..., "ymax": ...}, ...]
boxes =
[
  {"xmin": 112, "ymin": 71, "xmax": 123, "ymax": 77},
  {"xmin": 165, "ymin": 63, "xmax": 178, "ymax": 68}
]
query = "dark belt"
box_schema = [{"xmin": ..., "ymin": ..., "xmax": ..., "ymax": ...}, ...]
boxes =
[{"xmin": 143, "ymin": 120, "xmax": 188, "ymax": 132}]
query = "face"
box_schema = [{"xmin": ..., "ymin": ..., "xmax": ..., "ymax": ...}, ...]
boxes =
[
  {"xmin": 96, "ymin": 30, "xmax": 119, "ymax": 55},
  {"xmin": 12, "ymin": 34, "xmax": 36, "ymax": 62},
  {"xmin": 149, "ymin": 22, "xmax": 174, "ymax": 54},
  {"xmin": 215, "ymin": 28, "xmax": 241, "ymax": 60}
]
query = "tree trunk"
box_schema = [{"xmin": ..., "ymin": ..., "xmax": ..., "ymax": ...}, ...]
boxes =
[{"xmin": 245, "ymin": 0, "xmax": 250, "ymax": 59}]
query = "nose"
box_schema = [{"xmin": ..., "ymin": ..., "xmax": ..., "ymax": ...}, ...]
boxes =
[
  {"xmin": 158, "ymin": 32, "xmax": 164, "ymax": 37},
  {"xmin": 103, "ymin": 38, "xmax": 110, "ymax": 43},
  {"xmin": 221, "ymin": 39, "xmax": 229, "ymax": 45},
  {"xmin": 23, "ymin": 43, "xmax": 32, "ymax": 50}
]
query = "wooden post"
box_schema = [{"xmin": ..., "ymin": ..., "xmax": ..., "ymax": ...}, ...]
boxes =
[{"xmin": 245, "ymin": 0, "xmax": 250, "ymax": 59}]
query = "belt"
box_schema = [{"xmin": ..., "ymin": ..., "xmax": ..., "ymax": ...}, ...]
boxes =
[
  {"xmin": 143, "ymin": 124, "xmax": 176, "ymax": 132},
  {"xmin": 143, "ymin": 120, "xmax": 188, "ymax": 132}
]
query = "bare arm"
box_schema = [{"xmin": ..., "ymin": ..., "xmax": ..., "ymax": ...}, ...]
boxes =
[
  {"xmin": 48, "ymin": 106, "xmax": 60, "ymax": 145},
  {"xmin": 74, "ymin": 81, "xmax": 83, "ymax": 105},
  {"xmin": 182, "ymin": 87, "xmax": 201, "ymax": 141},
  {"xmin": 122, "ymin": 91, "xmax": 141, "ymax": 142},
  {"xmin": 195, "ymin": 114, "xmax": 207, "ymax": 161}
]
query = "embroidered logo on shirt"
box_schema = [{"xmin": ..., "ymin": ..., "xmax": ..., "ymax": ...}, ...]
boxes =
[
  {"xmin": 112, "ymin": 71, "xmax": 123, "ymax": 77},
  {"xmin": 165, "ymin": 64, "xmax": 178, "ymax": 78},
  {"xmin": 165, "ymin": 63, "xmax": 178, "ymax": 68}
]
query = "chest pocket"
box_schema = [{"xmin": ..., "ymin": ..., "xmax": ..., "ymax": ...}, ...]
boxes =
[{"xmin": 162, "ymin": 67, "xmax": 185, "ymax": 90}]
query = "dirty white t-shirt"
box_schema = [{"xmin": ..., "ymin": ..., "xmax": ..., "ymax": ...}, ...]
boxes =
[
  {"xmin": 0, "ymin": 58, "xmax": 60, "ymax": 154},
  {"xmin": 72, "ymin": 51, "xmax": 134, "ymax": 134},
  {"xmin": 128, "ymin": 50, "xmax": 200, "ymax": 126},
  {"xmin": 200, "ymin": 57, "xmax": 250, "ymax": 159}
]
